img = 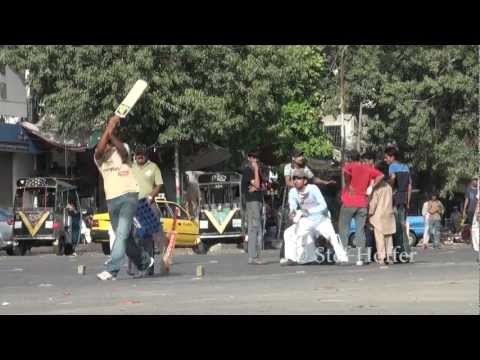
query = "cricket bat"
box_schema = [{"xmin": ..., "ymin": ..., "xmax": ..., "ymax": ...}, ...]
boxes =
[
  {"xmin": 115, "ymin": 79, "xmax": 148, "ymax": 118},
  {"xmin": 163, "ymin": 207, "xmax": 178, "ymax": 271}
]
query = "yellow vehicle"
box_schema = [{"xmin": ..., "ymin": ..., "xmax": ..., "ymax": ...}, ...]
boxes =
[{"xmin": 90, "ymin": 199, "xmax": 201, "ymax": 255}]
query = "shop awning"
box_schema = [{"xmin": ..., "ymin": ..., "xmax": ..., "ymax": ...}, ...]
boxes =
[
  {"xmin": 0, "ymin": 123, "xmax": 40, "ymax": 153},
  {"xmin": 20, "ymin": 122, "xmax": 86, "ymax": 152}
]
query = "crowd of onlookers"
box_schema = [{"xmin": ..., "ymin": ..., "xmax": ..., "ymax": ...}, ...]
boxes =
[{"xmin": 241, "ymin": 145, "xmax": 479, "ymax": 266}]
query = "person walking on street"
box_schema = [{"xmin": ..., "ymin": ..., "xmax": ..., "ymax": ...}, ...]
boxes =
[
  {"xmin": 420, "ymin": 196, "xmax": 431, "ymax": 249},
  {"xmin": 66, "ymin": 199, "xmax": 81, "ymax": 256},
  {"xmin": 368, "ymin": 161, "xmax": 396, "ymax": 265},
  {"xmin": 463, "ymin": 178, "xmax": 478, "ymax": 226},
  {"xmin": 338, "ymin": 150, "xmax": 384, "ymax": 265},
  {"xmin": 471, "ymin": 195, "xmax": 479, "ymax": 255},
  {"xmin": 242, "ymin": 150, "xmax": 265, "ymax": 265},
  {"xmin": 131, "ymin": 144, "xmax": 168, "ymax": 276},
  {"xmin": 449, "ymin": 206, "xmax": 462, "ymax": 234},
  {"xmin": 427, "ymin": 193, "xmax": 445, "ymax": 249},
  {"xmin": 384, "ymin": 147, "xmax": 413, "ymax": 262},
  {"xmin": 94, "ymin": 115, "xmax": 154, "ymax": 281}
]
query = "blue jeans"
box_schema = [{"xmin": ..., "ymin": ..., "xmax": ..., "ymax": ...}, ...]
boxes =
[
  {"xmin": 394, "ymin": 205, "xmax": 411, "ymax": 256},
  {"xmin": 106, "ymin": 192, "xmax": 151, "ymax": 275},
  {"xmin": 428, "ymin": 219, "xmax": 442, "ymax": 247},
  {"xmin": 246, "ymin": 201, "xmax": 263, "ymax": 260},
  {"xmin": 339, "ymin": 206, "xmax": 367, "ymax": 252}
]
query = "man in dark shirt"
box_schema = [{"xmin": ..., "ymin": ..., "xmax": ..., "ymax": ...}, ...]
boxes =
[
  {"xmin": 463, "ymin": 178, "xmax": 478, "ymax": 225},
  {"xmin": 384, "ymin": 147, "xmax": 412, "ymax": 262},
  {"xmin": 241, "ymin": 150, "xmax": 265, "ymax": 265}
]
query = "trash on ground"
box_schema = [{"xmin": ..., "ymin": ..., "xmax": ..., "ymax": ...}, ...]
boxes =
[
  {"xmin": 77, "ymin": 265, "xmax": 86, "ymax": 275},
  {"xmin": 1, "ymin": 302, "xmax": 9, "ymax": 306},
  {"xmin": 196, "ymin": 265, "xmax": 205, "ymax": 277},
  {"xmin": 119, "ymin": 299, "xmax": 141, "ymax": 305},
  {"xmin": 38, "ymin": 283, "xmax": 53, "ymax": 287}
]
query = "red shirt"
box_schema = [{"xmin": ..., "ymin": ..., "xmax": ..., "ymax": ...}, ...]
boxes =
[{"xmin": 341, "ymin": 162, "xmax": 384, "ymax": 208}]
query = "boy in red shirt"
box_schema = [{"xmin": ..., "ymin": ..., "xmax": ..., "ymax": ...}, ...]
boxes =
[{"xmin": 338, "ymin": 151, "xmax": 384, "ymax": 265}]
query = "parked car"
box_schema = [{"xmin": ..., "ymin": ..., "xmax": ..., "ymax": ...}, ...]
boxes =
[
  {"xmin": 349, "ymin": 215, "xmax": 425, "ymax": 247},
  {"xmin": 0, "ymin": 208, "xmax": 14, "ymax": 254},
  {"xmin": 90, "ymin": 199, "xmax": 201, "ymax": 255}
]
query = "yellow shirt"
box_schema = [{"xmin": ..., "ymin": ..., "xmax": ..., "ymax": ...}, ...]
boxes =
[
  {"xmin": 95, "ymin": 148, "xmax": 139, "ymax": 200},
  {"xmin": 132, "ymin": 160, "xmax": 163, "ymax": 199}
]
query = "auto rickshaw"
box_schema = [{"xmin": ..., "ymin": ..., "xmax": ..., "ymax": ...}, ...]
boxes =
[
  {"xmin": 185, "ymin": 172, "xmax": 244, "ymax": 253},
  {"xmin": 11, "ymin": 177, "xmax": 82, "ymax": 256}
]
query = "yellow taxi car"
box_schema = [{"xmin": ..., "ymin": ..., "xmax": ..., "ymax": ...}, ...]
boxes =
[{"xmin": 91, "ymin": 199, "xmax": 201, "ymax": 255}]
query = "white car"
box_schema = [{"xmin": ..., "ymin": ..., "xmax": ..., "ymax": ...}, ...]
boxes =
[{"xmin": 0, "ymin": 208, "xmax": 14, "ymax": 254}]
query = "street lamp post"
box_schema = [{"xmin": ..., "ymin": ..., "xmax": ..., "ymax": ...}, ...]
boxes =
[{"xmin": 357, "ymin": 100, "xmax": 375, "ymax": 153}]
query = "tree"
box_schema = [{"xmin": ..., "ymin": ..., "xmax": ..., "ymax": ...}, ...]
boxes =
[
  {"xmin": 336, "ymin": 45, "xmax": 479, "ymax": 196},
  {"xmin": 1, "ymin": 45, "xmax": 335, "ymax": 170}
]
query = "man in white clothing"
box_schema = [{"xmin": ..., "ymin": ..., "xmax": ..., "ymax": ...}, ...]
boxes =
[
  {"xmin": 282, "ymin": 169, "xmax": 348, "ymax": 265},
  {"xmin": 420, "ymin": 198, "xmax": 430, "ymax": 249}
]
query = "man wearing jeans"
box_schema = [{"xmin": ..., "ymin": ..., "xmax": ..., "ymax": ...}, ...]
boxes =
[
  {"xmin": 384, "ymin": 147, "xmax": 412, "ymax": 262},
  {"xmin": 338, "ymin": 151, "xmax": 384, "ymax": 265},
  {"xmin": 94, "ymin": 115, "xmax": 154, "ymax": 281},
  {"xmin": 242, "ymin": 150, "xmax": 265, "ymax": 265},
  {"xmin": 427, "ymin": 193, "xmax": 445, "ymax": 249}
]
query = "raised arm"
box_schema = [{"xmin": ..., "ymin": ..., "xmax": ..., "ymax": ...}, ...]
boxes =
[{"xmin": 94, "ymin": 115, "xmax": 121, "ymax": 161}]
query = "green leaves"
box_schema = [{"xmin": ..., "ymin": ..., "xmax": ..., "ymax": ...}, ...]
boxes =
[{"xmin": 2, "ymin": 45, "xmax": 476, "ymax": 195}]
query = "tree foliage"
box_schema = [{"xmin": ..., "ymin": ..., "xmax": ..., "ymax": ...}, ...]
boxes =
[{"xmin": 1, "ymin": 45, "xmax": 478, "ymax": 195}]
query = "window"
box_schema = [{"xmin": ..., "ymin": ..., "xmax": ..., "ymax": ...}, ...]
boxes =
[
  {"xmin": 14, "ymin": 188, "xmax": 56, "ymax": 209},
  {"xmin": 157, "ymin": 204, "xmax": 173, "ymax": 218},
  {"xmin": 171, "ymin": 204, "xmax": 188, "ymax": 220},
  {"xmin": 324, "ymin": 125, "xmax": 341, "ymax": 148}
]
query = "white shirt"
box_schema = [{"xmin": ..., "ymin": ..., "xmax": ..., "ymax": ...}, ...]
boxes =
[{"xmin": 283, "ymin": 163, "xmax": 314, "ymax": 179}]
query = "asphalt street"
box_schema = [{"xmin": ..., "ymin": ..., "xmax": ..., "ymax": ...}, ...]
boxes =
[{"xmin": 0, "ymin": 244, "xmax": 478, "ymax": 315}]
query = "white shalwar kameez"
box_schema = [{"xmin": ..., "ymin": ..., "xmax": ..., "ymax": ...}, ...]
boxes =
[{"xmin": 284, "ymin": 184, "xmax": 348, "ymax": 264}]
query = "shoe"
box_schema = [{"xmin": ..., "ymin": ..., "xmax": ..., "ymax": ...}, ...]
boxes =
[
  {"xmin": 248, "ymin": 258, "xmax": 264, "ymax": 265},
  {"xmin": 69, "ymin": 252, "xmax": 77, "ymax": 257},
  {"xmin": 356, "ymin": 260, "xmax": 364, "ymax": 266},
  {"xmin": 139, "ymin": 257, "xmax": 154, "ymax": 274},
  {"xmin": 280, "ymin": 258, "xmax": 289, "ymax": 265},
  {"xmin": 126, "ymin": 267, "xmax": 137, "ymax": 277},
  {"xmin": 97, "ymin": 271, "xmax": 115, "ymax": 281}
]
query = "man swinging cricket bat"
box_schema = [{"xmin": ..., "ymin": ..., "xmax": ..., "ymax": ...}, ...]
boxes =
[{"xmin": 94, "ymin": 79, "xmax": 153, "ymax": 281}]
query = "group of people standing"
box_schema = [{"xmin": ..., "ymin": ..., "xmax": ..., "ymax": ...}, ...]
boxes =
[
  {"xmin": 241, "ymin": 145, "xmax": 422, "ymax": 266},
  {"xmin": 332, "ymin": 146, "xmax": 414, "ymax": 265}
]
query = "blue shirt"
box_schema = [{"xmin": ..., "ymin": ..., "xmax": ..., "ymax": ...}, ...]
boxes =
[
  {"xmin": 288, "ymin": 184, "xmax": 329, "ymax": 223},
  {"xmin": 388, "ymin": 162, "xmax": 411, "ymax": 206}
]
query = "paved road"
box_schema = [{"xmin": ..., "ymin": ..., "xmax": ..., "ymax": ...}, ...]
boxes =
[{"xmin": 0, "ymin": 244, "xmax": 478, "ymax": 314}]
